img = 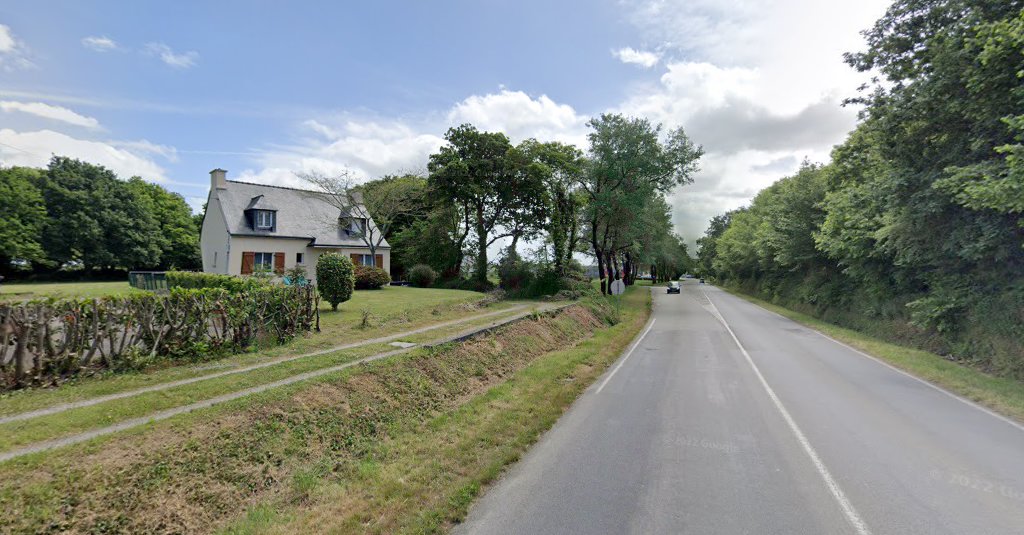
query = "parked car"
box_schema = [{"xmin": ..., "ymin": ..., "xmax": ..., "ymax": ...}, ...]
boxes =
[
  {"xmin": 699, "ymin": 278, "xmax": 705, "ymax": 284},
  {"xmin": 667, "ymin": 281, "xmax": 681, "ymax": 294}
]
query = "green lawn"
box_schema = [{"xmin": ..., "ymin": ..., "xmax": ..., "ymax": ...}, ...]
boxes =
[
  {"xmin": 723, "ymin": 288, "xmax": 1024, "ymax": 424},
  {"xmin": 0, "ymin": 280, "xmax": 139, "ymax": 300}
]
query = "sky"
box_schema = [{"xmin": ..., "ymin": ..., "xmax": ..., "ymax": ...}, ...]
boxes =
[{"xmin": 0, "ymin": 0, "xmax": 892, "ymax": 249}]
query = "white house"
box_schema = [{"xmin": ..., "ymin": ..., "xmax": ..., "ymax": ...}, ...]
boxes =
[{"xmin": 200, "ymin": 169, "xmax": 390, "ymax": 278}]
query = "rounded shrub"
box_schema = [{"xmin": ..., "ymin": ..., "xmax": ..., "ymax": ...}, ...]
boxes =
[
  {"xmin": 497, "ymin": 255, "xmax": 534, "ymax": 292},
  {"xmin": 354, "ymin": 264, "xmax": 391, "ymax": 290},
  {"xmin": 408, "ymin": 264, "xmax": 437, "ymax": 288},
  {"xmin": 316, "ymin": 252, "xmax": 354, "ymax": 311}
]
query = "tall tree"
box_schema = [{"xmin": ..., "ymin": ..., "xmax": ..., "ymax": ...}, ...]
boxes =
[
  {"xmin": 38, "ymin": 157, "xmax": 162, "ymax": 271},
  {"xmin": 0, "ymin": 167, "xmax": 47, "ymax": 274},
  {"xmin": 427, "ymin": 124, "xmax": 545, "ymax": 284},
  {"xmin": 518, "ymin": 139, "xmax": 586, "ymax": 276},
  {"xmin": 126, "ymin": 177, "xmax": 201, "ymax": 270},
  {"xmin": 580, "ymin": 113, "xmax": 703, "ymax": 293}
]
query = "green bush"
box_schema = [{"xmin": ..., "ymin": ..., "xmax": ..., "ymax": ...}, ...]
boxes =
[
  {"xmin": 354, "ymin": 264, "xmax": 391, "ymax": 290},
  {"xmin": 408, "ymin": 264, "xmax": 437, "ymax": 288},
  {"xmin": 497, "ymin": 255, "xmax": 534, "ymax": 292},
  {"xmin": 166, "ymin": 271, "xmax": 268, "ymax": 292},
  {"xmin": 316, "ymin": 253, "xmax": 354, "ymax": 310}
]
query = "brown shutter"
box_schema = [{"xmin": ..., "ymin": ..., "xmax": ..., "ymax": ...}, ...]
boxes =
[
  {"xmin": 241, "ymin": 252, "xmax": 255, "ymax": 275},
  {"xmin": 350, "ymin": 253, "xmax": 361, "ymax": 265},
  {"xmin": 274, "ymin": 252, "xmax": 285, "ymax": 274},
  {"xmin": 375, "ymin": 254, "xmax": 383, "ymax": 270}
]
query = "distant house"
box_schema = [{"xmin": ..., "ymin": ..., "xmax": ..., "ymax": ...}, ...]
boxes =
[{"xmin": 200, "ymin": 169, "xmax": 390, "ymax": 279}]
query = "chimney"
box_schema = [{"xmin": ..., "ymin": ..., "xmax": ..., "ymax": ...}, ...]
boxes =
[{"xmin": 210, "ymin": 168, "xmax": 228, "ymax": 189}]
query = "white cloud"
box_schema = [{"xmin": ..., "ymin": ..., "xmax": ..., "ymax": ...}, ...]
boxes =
[
  {"xmin": 613, "ymin": 47, "xmax": 660, "ymax": 68},
  {"xmin": 447, "ymin": 89, "xmax": 589, "ymax": 147},
  {"xmin": 0, "ymin": 100, "xmax": 101, "ymax": 129},
  {"xmin": 108, "ymin": 139, "xmax": 179, "ymax": 162},
  {"xmin": 81, "ymin": 35, "xmax": 118, "ymax": 52},
  {"xmin": 613, "ymin": 0, "xmax": 892, "ymax": 244},
  {"xmin": 0, "ymin": 24, "xmax": 34, "ymax": 70},
  {"xmin": 0, "ymin": 129, "xmax": 169, "ymax": 182},
  {"xmin": 0, "ymin": 24, "xmax": 14, "ymax": 52},
  {"xmin": 144, "ymin": 42, "xmax": 198, "ymax": 69},
  {"xmin": 239, "ymin": 90, "xmax": 589, "ymax": 188}
]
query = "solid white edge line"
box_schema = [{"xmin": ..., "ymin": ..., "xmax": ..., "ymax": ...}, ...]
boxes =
[
  {"xmin": 713, "ymin": 287, "xmax": 1024, "ymax": 435},
  {"xmin": 703, "ymin": 291, "xmax": 872, "ymax": 535},
  {"xmin": 595, "ymin": 318, "xmax": 656, "ymax": 394}
]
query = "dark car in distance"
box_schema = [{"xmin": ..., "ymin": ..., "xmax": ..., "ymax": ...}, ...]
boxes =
[{"xmin": 667, "ymin": 281, "xmax": 681, "ymax": 294}]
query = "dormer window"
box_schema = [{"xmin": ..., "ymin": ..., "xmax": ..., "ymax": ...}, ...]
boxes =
[
  {"xmin": 340, "ymin": 217, "xmax": 366, "ymax": 236},
  {"xmin": 256, "ymin": 210, "xmax": 275, "ymax": 230}
]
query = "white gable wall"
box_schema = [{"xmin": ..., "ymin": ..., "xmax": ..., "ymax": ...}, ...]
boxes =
[{"xmin": 200, "ymin": 191, "xmax": 230, "ymax": 274}]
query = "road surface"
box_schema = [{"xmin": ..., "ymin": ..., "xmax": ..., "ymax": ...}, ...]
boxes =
[{"xmin": 456, "ymin": 282, "xmax": 1024, "ymax": 535}]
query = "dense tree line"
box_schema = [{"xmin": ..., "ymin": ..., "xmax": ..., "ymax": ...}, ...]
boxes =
[
  {"xmin": 698, "ymin": 0, "xmax": 1024, "ymax": 378},
  {"xmin": 0, "ymin": 156, "xmax": 201, "ymax": 277},
  {"xmin": 361, "ymin": 114, "xmax": 700, "ymax": 294}
]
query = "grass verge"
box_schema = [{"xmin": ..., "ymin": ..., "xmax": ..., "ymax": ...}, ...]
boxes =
[
  {"xmin": 0, "ymin": 304, "xmax": 543, "ymax": 452},
  {"xmin": 723, "ymin": 288, "xmax": 1024, "ymax": 424},
  {"xmin": 0, "ymin": 288, "xmax": 648, "ymax": 534}
]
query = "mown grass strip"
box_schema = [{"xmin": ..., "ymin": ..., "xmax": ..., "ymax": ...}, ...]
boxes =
[
  {"xmin": 0, "ymin": 297, "xmax": 622, "ymax": 534},
  {"xmin": 0, "ymin": 305, "xmax": 553, "ymax": 455},
  {"xmin": 0, "ymin": 291, "xmax": 510, "ymax": 417},
  {"xmin": 224, "ymin": 288, "xmax": 652, "ymax": 534},
  {"xmin": 0, "ymin": 303, "xmax": 528, "ymax": 426},
  {"xmin": 722, "ymin": 287, "xmax": 1024, "ymax": 424}
]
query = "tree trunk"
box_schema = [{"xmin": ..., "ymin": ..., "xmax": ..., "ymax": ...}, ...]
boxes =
[
  {"xmin": 475, "ymin": 205, "xmax": 488, "ymax": 284},
  {"xmin": 591, "ymin": 221, "xmax": 607, "ymax": 294}
]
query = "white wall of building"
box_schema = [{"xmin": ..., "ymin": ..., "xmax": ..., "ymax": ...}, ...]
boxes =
[{"xmin": 200, "ymin": 192, "xmax": 230, "ymax": 274}]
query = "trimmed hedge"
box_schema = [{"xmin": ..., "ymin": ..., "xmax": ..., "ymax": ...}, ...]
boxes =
[
  {"xmin": 408, "ymin": 264, "xmax": 437, "ymax": 288},
  {"xmin": 0, "ymin": 285, "xmax": 319, "ymax": 390},
  {"xmin": 316, "ymin": 253, "xmax": 355, "ymax": 311},
  {"xmin": 166, "ymin": 271, "xmax": 269, "ymax": 292},
  {"xmin": 354, "ymin": 265, "xmax": 391, "ymax": 290}
]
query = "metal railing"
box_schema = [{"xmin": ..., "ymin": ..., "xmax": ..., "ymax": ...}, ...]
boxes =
[{"xmin": 128, "ymin": 271, "xmax": 169, "ymax": 293}]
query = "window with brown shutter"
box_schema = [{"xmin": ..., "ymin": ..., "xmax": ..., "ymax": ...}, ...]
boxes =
[
  {"xmin": 375, "ymin": 254, "xmax": 383, "ymax": 271},
  {"xmin": 241, "ymin": 252, "xmax": 255, "ymax": 275},
  {"xmin": 274, "ymin": 252, "xmax": 285, "ymax": 274},
  {"xmin": 350, "ymin": 253, "xmax": 361, "ymax": 265}
]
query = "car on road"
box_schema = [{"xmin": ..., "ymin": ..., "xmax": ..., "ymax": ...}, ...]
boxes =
[
  {"xmin": 699, "ymin": 278, "xmax": 705, "ymax": 284},
  {"xmin": 667, "ymin": 281, "xmax": 681, "ymax": 294}
]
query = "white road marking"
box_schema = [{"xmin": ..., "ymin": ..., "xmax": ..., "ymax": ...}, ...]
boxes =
[
  {"xmin": 711, "ymin": 287, "xmax": 1024, "ymax": 435},
  {"xmin": 596, "ymin": 318, "xmax": 656, "ymax": 394},
  {"xmin": 703, "ymin": 291, "xmax": 872, "ymax": 535}
]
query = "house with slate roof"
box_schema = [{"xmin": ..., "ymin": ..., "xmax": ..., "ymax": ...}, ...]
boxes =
[{"xmin": 200, "ymin": 169, "xmax": 390, "ymax": 279}]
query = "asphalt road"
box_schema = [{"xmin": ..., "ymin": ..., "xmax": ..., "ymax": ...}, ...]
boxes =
[{"xmin": 455, "ymin": 282, "xmax": 1024, "ymax": 535}]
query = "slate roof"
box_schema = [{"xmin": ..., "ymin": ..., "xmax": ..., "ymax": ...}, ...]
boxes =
[{"xmin": 216, "ymin": 180, "xmax": 389, "ymax": 248}]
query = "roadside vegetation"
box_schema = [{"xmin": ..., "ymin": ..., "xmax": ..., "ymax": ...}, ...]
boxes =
[
  {"xmin": 726, "ymin": 289, "xmax": 1024, "ymax": 424},
  {"xmin": 696, "ymin": 1, "xmax": 1024, "ymax": 381},
  {"xmin": 0, "ymin": 287, "xmax": 650, "ymax": 534}
]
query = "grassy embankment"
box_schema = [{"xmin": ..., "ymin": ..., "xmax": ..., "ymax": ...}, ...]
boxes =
[
  {"xmin": 0, "ymin": 286, "xmax": 651, "ymax": 534},
  {"xmin": 723, "ymin": 288, "xmax": 1024, "ymax": 424},
  {"xmin": 0, "ymin": 287, "xmax": 541, "ymax": 450}
]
